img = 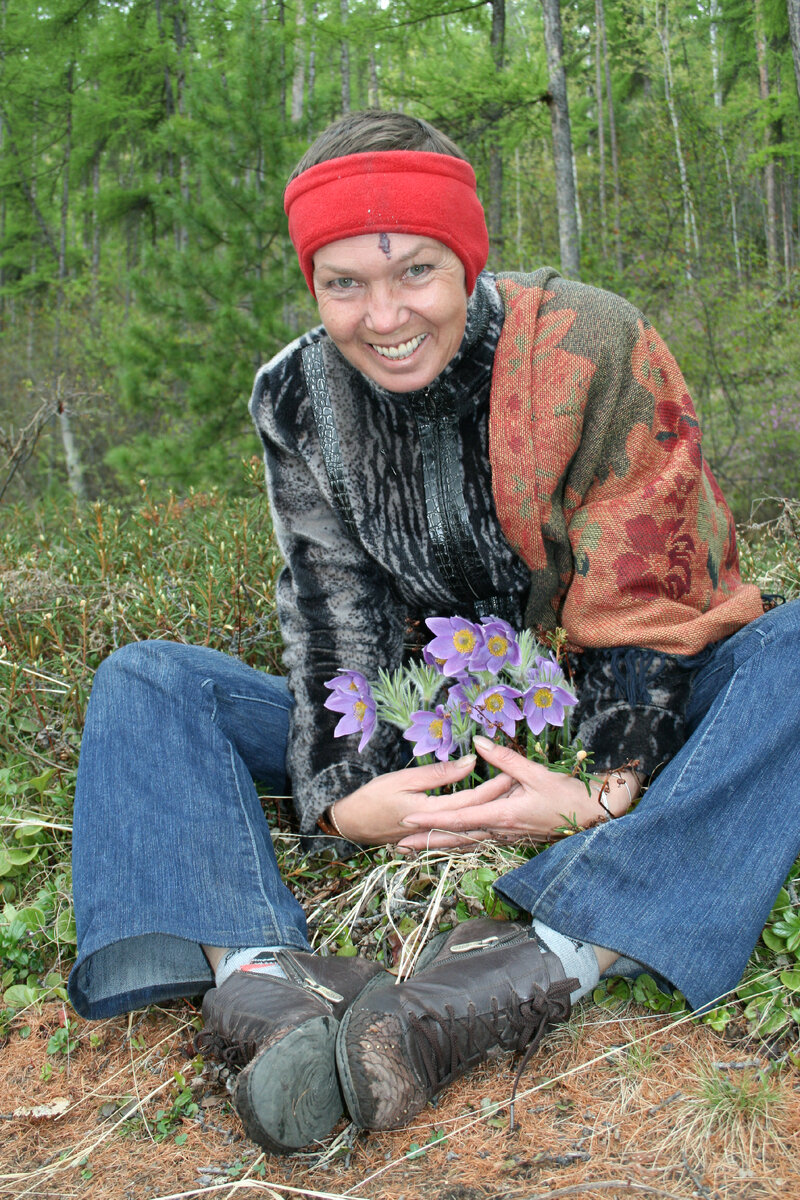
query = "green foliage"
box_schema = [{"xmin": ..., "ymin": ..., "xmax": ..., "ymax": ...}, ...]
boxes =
[
  {"xmin": 0, "ymin": 480, "xmax": 283, "ymax": 1014},
  {"xmin": 1, "ymin": 479, "xmax": 800, "ymax": 1042},
  {"xmin": 120, "ymin": 1069, "xmax": 201, "ymax": 1145},
  {"xmin": 2, "ymin": 0, "xmax": 800, "ymax": 504}
]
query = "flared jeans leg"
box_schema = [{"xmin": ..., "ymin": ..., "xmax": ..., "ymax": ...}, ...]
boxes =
[
  {"xmin": 68, "ymin": 641, "xmax": 309, "ymax": 1019},
  {"xmin": 495, "ymin": 600, "xmax": 800, "ymax": 1011}
]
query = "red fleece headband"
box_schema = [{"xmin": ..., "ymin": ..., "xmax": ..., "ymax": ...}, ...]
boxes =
[{"xmin": 284, "ymin": 151, "xmax": 489, "ymax": 295}]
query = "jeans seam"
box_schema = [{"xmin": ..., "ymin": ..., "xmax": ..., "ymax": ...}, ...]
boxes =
[
  {"xmin": 200, "ymin": 677, "xmax": 217, "ymax": 723},
  {"xmin": 670, "ymin": 672, "xmax": 738, "ymax": 795},
  {"xmin": 529, "ymin": 665, "xmax": 742, "ymax": 916},
  {"xmin": 526, "ymin": 822, "xmax": 610, "ymax": 915},
  {"xmin": 227, "ymin": 740, "xmax": 282, "ymax": 927},
  {"xmin": 227, "ymin": 692, "xmax": 290, "ymax": 711}
]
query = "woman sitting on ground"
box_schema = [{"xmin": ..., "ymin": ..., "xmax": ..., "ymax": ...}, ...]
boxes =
[{"xmin": 69, "ymin": 109, "xmax": 800, "ymax": 1155}]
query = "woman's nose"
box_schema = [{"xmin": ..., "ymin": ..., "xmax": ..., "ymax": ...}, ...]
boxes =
[{"xmin": 363, "ymin": 285, "xmax": 409, "ymax": 333}]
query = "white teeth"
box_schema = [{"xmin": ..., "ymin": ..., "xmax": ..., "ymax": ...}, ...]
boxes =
[{"xmin": 371, "ymin": 334, "xmax": 426, "ymax": 360}]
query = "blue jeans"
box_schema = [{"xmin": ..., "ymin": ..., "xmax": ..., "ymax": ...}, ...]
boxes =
[
  {"xmin": 497, "ymin": 598, "xmax": 800, "ymax": 1010},
  {"xmin": 69, "ymin": 642, "xmax": 309, "ymax": 1018},
  {"xmin": 69, "ymin": 602, "xmax": 800, "ymax": 1018}
]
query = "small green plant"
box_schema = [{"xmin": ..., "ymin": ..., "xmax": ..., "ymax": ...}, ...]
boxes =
[
  {"xmin": 457, "ymin": 866, "xmax": 519, "ymax": 922},
  {"xmin": 407, "ymin": 1128, "xmax": 447, "ymax": 1158},
  {"xmin": 46, "ymin": 1015, "xmax": 80, "ymax": 1057},
  {"xmin": 150, "ymin": 1071, "xmax": 200, "ymax": 1144}
]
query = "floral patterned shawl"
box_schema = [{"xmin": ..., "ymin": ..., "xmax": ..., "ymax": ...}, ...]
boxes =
[{"xmin": 489, "ymin": 270, "xmax": 763, "ymax": 655}]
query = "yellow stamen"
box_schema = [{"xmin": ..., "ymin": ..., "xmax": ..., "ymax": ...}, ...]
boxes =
[
  {"xmin": 453, "ymin": 628, "xmax": 476, "ymax": 653},
  {"xmin": 354, "ymin": 700, "xmax": 367, "ymax": 722},
  {"xmin": 533, "ymin": 687, "xmax": 554, "ymax": 708},
  {"xmin": 487, "ymin": 635, "xmax": 508, "ymax": 657},
  {"xmin": 485, "ymin": 693, "xmax": 504, "ymax": 713},
  {"xmin": 429, "ymin": 719, "xmax": 444, "ymax": 738}
]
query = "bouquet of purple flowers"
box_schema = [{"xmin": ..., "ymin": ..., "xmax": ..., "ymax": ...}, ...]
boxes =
[{"xmin": 323, "ymin": 616, "xmax": 590, "ymax": 783}]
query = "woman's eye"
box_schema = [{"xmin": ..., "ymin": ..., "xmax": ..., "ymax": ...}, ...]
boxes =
[
  {"xmin": 330, "ymin": 277, "xmax": 356, "ymax": 290},
  {"xmin": 406, "ymin": 264, "xmax": 430, "ymax": 279}
]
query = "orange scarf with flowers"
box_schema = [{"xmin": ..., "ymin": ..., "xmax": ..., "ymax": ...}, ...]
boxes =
[{"xmin": 489, "ymin": 270, "xmax": 763, "ymax": 655}]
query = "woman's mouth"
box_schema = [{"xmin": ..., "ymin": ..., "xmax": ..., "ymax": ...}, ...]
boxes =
[{"xmin": 370, "ymin": 333, "xmax": 428, "ymax": 361}]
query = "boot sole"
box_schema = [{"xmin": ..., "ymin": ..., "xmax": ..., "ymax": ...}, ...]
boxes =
[
  {"xmin": 233, "ymin": 1015, "xmax": 342, "ymax": 1153},
  {"xmin": 336, "ymin": 973, "xmax": 427, "ymax": 1130}
]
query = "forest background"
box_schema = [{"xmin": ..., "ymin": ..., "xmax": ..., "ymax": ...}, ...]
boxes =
[
  {"xmin": 2, "ymin": 6, "xmax": 800, "ymax": 1191},
  {"xmin": 2, "ymin": 0, "xmax": 800, "ymax": 516}
]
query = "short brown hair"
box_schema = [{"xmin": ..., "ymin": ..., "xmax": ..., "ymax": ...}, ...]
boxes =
[{"xmin": 288, "ymin": 109, "xmax": 468, "ymax": 182}]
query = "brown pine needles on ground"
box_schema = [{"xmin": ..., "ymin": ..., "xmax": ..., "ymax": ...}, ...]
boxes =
[{"xmin": 1, "ymin": 996, "xmax": 797, "ymax": 1200}]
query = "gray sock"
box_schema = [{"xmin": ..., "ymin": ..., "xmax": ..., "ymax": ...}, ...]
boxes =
[
  {"xmin": 531, "ymin": 920, "xmax": 600, "ymax": 1004},
  {"xmin": 214, "ymin": 946, "xmax": 288, "ymax": 988}
]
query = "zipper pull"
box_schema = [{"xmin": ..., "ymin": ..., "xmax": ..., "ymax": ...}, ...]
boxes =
[
  {"xmin": 451, "ymin": 936, "xmax": 500, "ymax": 953},
  {"xmin": 302, "ymin": 975, "xmax": 344, "ymax": 1003}
]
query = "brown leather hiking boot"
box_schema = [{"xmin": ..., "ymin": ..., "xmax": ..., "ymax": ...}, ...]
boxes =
[
  {"xmin": 198, "ymin": 950, "xmax": 385, "ymax": 1154},
  {"xmin": 335, "ymin": 919, "xmax": 576, "ymax": 1130}
]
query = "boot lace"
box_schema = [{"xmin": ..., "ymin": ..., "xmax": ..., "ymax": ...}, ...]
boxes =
[
  {"xmin": 194, "ymin": 1029, "xmax": 253, "ymax": 1070},
  {"xmin": 408, "ymin": 976, "xmax": 576, "ymax": 1128}
]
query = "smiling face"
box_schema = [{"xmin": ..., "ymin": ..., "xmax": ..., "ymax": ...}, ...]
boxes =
[{"xmin": 312, "ymin": 233, "xmax": 468, "ymax": 392}]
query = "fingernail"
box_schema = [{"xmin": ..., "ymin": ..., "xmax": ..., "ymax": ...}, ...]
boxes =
[
  {"xmin": 457, "ymin": 753, "xmax": 477, "ymax": 767},
  {"xmin": 473, "ymin": 736, "xmax": 493, "ymax": 751},
  {"xmin": 399, "ymin": 819, "xmax": 419, "ymax": 828}
]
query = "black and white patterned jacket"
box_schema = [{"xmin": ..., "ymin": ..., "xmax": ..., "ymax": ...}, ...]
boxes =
[{"xmin": 249, "ymin": 274, "xmax": 698, "ymax": 841}]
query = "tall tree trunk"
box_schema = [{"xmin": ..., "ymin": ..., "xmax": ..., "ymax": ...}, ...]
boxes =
[
  {"xmin": 755, "ymin": 0, "xmax": 779, "ymax": 283},
  {"xmin": 540, "ymin": 0, "xmax": 580, "ymax": 277},
  {"xmin": 655, "ymin": 1, "xmax": 699, "ymax": 274},
  {"xmin": 91, "ymin": 153, "xmax": 101, "ymax": 302},
  {"xmin": 788, "ymin": 0, "xmax": 800, "ymax": 108},
  {"xmin": 55, "ymin": 65, "xmax": 87, "ymax": 502},
  {"xmin": 710, "ymin": 0, "xmax": 741, "ymax": 283},
  {"xmin": 276, "ymin": 0, "xmax": 287, "ymax": 118},
  {"xmin": 488, "ymin": 0, "xmax": 505, "ymax": 265},
  {"xmin": 340, "ymin": 0, "xmax": 350, "ymax": 114},
  {"xmin": 594, "ymin": 1, "xmax": 607, "ymax": 260},
  {"xmin": 597, "ymin": 0, "xmax": 622, "ymax": 273},
  {"xmin": 291, "ymin": 3, "xmax": 306, "ymax": 123},
  {"xmin": 514, "ymin": 145, "xmax": 524, "ymax": 266},
  {"xmin": 308, "ymin": 4, "xmax": 317, "ymax": 123}
]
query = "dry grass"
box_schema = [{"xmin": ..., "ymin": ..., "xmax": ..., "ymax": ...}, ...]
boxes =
[{"xmin": 1, "ymin": 995, "xmax": 798, "ymax": 1200}]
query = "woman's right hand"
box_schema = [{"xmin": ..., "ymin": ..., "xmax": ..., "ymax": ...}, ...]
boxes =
[{"xmin": 330, "ymin": 754, "xmax": 513, "ymax": 845}]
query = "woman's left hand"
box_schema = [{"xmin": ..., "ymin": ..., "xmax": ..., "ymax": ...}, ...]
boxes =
[{"xmin": 395, "ymin": 735, "xmax": 640, "ymax": 851}]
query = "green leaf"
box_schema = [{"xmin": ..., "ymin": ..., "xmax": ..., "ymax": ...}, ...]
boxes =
[
  {"xmin": 15, "ymin": 905, "xmax": 46, "ymax": 931},
  {"xmin": 761, "ymin": 928, "xmax": 786, "ymax": 952},
  {"xmin": 2, "ymin": 983, "xmax": 42, "ymax": 1011},
  {"xmin": 0, "ymin": 847, "xmax": 40, "ymax": 876},
  {"xmin": 28, "ymin": 769, "xmax": 56, "ymax": 795},
  {"xmin": 54, "ymin": 910, "xmax": 77, "ymax": 944},
  {"xmin": 779, "ymin": 969, "xmax": 800, "ymax": 991}
]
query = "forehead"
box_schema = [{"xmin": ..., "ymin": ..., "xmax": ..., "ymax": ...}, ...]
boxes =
[{"xmin": 313, "ymin": 233, "xmax": 452, "ymax": 270}]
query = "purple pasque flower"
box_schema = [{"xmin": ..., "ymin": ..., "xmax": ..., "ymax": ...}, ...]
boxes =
[
  {"xmin": 522, "ymin": 656, "xmax": 577, "ymax": 736},
  {"xmin": 324, "ymin": 670, "xmax": 371, "ymax": 699},
  {"xmin": 403, "ymin": 704, "xmax": 455, "ymax": 762},
  {"xmin": 532, "ymin": 652, "xmax": 570, "ymax": 688},
  {"xmin": 324, "ymin": 689, "xmax": 377, "ymax": 751},
  {"xmin": 469, "ymin": 683, "xmax": 523, "ymax": 739},
  {"xmin": 471, "ymin": 617, "xmax": 522, "ymax": 674},
  {"xmin": 446, "ymin": 679, "xmax": 471, "ymax": 711},
  {"xmin": 324, "ymin": 672, "xmax": 376, "ymax": 751},
  {"xmin": 424, "ymin": 616, "xmax": 485, "ymax": 676}
]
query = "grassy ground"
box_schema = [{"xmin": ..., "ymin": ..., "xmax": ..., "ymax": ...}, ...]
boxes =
[{"xmin": 1, "ymin": 479, "xmax": 799, "ymax": 1198}]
